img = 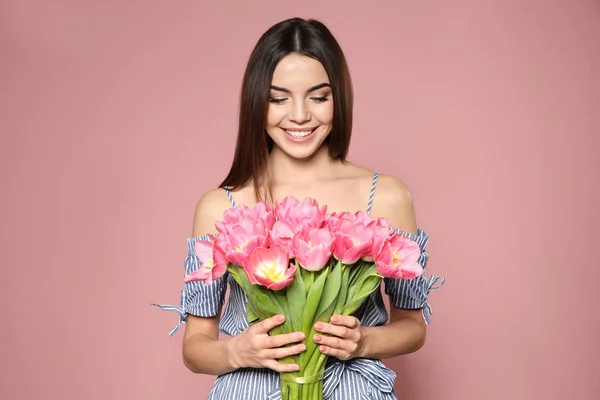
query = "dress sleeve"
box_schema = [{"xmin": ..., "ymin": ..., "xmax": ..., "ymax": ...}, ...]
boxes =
[
  {"xmin": 152, "ymin": 235, "xmax": 229, "ymax": 336},
  {"xmin": 383, "ymin": 228, "xmax": 445, "ymax": 325}
]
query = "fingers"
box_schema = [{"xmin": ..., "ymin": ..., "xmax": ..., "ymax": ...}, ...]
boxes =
[
  {"xmin": 331, "ymin": 315, "xmax": 360, "ymax": 329},
  {"xmin": 263, "ymin": 359, "xmax": 300, "ymax": 373},
  {"xmin": 268, "ymin": 342, "xmax": 306, "ymax": 361},
  {"xmin": 314, "ymin": 316, "xmax": 360, "ymax": 341},
  {"xmin": 260, "ymin": 340, "xmax": 304, "ymax": 372},
  {"xmin": 313, "ymin": 315, "xmax": 362, "ymax": 360},
  {"xmin": 317, "ymin": 344, "xmax": 353, "ymax": 360},
  {"xmin": 265, "ymin": 331, "xmax": 305, "ymax": 348},
  {"xmin": 313, "ymin": 333, "xmax": 357, "ymax": 360},
  {"xmin": 247, "ymin": 314, "xmax": 307, "ymax": 373},
  {"xmin": 254, "ymin": 314, "xmax": 286, "ymax": 334}
]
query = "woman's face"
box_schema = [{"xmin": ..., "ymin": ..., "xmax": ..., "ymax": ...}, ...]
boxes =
[{"xmin": 266, "ymin": 53, "xmax": 334, "ymax": 160}]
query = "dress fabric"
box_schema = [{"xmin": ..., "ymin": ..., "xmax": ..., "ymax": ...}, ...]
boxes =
[{"xmin": 154, "ymin": 171, "xmax": 444, "ymax": 399}]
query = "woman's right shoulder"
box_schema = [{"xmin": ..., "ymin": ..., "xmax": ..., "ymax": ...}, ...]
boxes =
[{"xmin": 191, "ymin": 187, "xmax": 231, "ymax": 237}]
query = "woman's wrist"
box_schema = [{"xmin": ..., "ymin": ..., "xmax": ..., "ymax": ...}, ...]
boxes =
[
  {"xmin": 356, "ymin": 325, "xmax": 372, "ymax": 359},
  {"xmin": 226, "ymin": 335, "xmax": 242, "ymax": 370}
]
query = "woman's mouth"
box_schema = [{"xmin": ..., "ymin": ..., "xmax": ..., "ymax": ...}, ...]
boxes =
[{"xmin": 282, "ymin": 127, "xmax": 318, "ymax": 142}]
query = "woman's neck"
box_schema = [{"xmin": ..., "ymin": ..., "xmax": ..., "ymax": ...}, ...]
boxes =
[{"xmin": 267, "ymin": 144, "xmax": 343, "ymax": 186}]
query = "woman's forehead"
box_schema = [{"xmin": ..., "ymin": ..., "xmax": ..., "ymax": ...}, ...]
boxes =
[{"xmin": 271, "ymin": 54, "xmax": 330, "ymax": 89}]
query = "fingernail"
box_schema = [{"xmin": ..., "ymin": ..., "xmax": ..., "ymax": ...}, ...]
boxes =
[
  {"xmin": 314, "ymin": 334, "xmax": 321, "ymax": 342},
  {"xmin": 300, "ymin": 344, "xmax": 306, "ymax": 351},
  {"xmin": 331, "ymin": 315, "xmax": 339, "ymax": 322},
  {"xmin": 315, "ymin": 322, "xmax": 323, "ymax": 330},
  {"xmin": 277, "ymin": 315, "xmax": 285, "ymax": 322},
  {"xmin": 299, "ymin": 333, "xmax": 305, "ymax": 339}
]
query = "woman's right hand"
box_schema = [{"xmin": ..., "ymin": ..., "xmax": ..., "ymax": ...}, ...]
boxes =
[{"xmin": 229, "ymin": 314, "xmax": 306, "ymax": 372}]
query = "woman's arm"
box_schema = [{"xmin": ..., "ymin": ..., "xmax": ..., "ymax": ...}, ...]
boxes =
[
  {"xmin": 182, "ymin": 315, "xmax": 238, "ymax": 374},
  {"xmin": 181, "ymin": 189, "xmax": 306, "ymax": 375},
  {"xmin": 357, "ymin": 308, "xmax": 426, "ymax": 359},
  {"xmin": 359, "ymin": 174, "xmax": 427, "ymax": 358},
  {"xmin": 181, "ymin": 189, "xmax": 238, "ymax": 375},
  {"xmin": 314, "ymin": 174, "xmax": 427, "ymax": 360}
]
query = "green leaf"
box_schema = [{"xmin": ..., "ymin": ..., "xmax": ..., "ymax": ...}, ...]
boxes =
[
  {"xmin": 286, "ymin": 262, "xmax": 306, "ymax": 333},
  {"xmin": 302, "ymin": 264, "xmax": 343, "ymax": 375},
  {"xmin": 299, "ymin": 267, "xmax": 329, "ymax": 368},
  {"xmin": 334, "ymin": 263, "xmax": 350, "ymax": 315},
  {"xmin": 314, "ymin": 262, "xmax": 342, "ymax": 320},
  {"xmin": 227, "ymin": 265, "xmax": 241, "ymax": 284},
  {"xmin": 255, "ymin": 288, "xmax": 286, "ymax": 316},
  {"xmin": 301, "ymin": 267, "xmax": 329, "ymax": 335},
  {"xmin": 246, "ymin": 307, "xmax": 259, "ymax": 325},
  {"xmin": 272, "ymin": 289, "xmax": 289, "ymax": 316},
  {"xmin": 342, "ymin": 274, "xmax": 382, "ymax": 316},
  {"xmin": 348, "ymin": 261, "xmax": 370, "ymax": 287},
  {"xmin": 301, "ymin": 266, "xmax": 314, "ymax": 293},
  {"xmin": 267, "ymin": 289, "xmax": 293, "ymax": 335},
  {"xmin": 304, "ymin": 291, "xmax": 339, "ymax": 375},
  {"xmin": 229, "ymin": 266, "xmax": 284, "ymax": 322}
]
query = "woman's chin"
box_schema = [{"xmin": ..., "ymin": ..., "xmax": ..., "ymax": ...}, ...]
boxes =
[{"xmin": 273, "ymin": 143, "xmax": 323, "ymax": 160}]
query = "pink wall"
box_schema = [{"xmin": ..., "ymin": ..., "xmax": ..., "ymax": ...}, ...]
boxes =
[{"xmin": 2, "ymin": 1, "xmax": 598, "ymax": 399}]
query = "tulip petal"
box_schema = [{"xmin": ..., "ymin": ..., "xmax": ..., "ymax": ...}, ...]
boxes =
[
  {"xmin": 194, "ymin": 240, "xmax": 214, "ymax": 264},
  {"xmin": 243, "ymin": 245, "xmax": 294, "ymax": 290}
]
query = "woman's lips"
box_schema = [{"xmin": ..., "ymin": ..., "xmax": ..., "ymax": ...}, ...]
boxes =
[{"xmin": 281, "ymin": 127, "xmax": 318, "ymax": 144}]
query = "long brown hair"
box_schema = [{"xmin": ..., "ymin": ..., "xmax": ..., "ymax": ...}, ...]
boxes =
[{"xmin": 219, "ymin": 17, "xmax": 354, "ymax": 203}]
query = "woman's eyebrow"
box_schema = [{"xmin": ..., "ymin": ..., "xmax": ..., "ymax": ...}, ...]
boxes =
[{"xmin": 270, "ymin": 83, "xmax": 332, "ymax": 93}]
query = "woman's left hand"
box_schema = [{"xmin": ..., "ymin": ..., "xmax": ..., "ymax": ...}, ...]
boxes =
[{"xmin": 313, "ymin": 315, "xmax": 364, "ymax": 360}]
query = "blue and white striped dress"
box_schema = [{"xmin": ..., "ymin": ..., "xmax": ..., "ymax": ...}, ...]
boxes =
[{"xmin": 154, "ymin": 172, "xmax": 444, "ymax": 399}]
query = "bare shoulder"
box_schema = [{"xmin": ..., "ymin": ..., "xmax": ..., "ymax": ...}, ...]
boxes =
[
  {"xmin": 371, "ymin": 173, "xmax": 418, "ymax": 235},
  {"xmin": 191, "ymin": 187, "xmax": 231, "ymax": 237}
]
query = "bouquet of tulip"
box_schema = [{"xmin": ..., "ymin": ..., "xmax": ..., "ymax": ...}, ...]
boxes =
[{"xmin": 185, "ymin": 197, "xmax": 424, "ymax": 400}]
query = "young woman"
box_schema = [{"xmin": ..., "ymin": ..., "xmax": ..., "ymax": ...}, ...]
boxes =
[{"xmin": 156, "ymin": 17, "xmax": 443, "ymax": 399}]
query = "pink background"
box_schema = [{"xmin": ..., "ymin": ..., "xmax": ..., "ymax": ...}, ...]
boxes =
[{"xmin": 1, "ymin": 1, "xmax": 599, "ymax": 399}]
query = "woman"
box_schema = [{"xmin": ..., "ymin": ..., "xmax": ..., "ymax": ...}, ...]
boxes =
[{"xmin": 156, "ymin": 17, "xmax": 443, "ymax": 399}]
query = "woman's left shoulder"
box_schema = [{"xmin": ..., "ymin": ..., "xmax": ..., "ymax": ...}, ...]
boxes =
[
  {"xmin": 372, "ymin": 172, "xmax": 418, "ymax": 234},
  {"xmin": 375, "ymin": 173, "xmax": 414, "ymax": 204}
]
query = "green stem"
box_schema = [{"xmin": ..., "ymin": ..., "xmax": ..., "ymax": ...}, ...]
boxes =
[{"xmin": 281, "ymin": 381, "xmax": 289, "ymax": 399}]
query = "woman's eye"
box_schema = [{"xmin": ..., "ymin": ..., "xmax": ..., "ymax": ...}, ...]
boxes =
[
  {"xmin": 311, "ymin": 96, "xmax": 329, "ymax": 103},
  {"xmin": 269, "ymin": 98, "xmax": 287, "ymax": 104}
]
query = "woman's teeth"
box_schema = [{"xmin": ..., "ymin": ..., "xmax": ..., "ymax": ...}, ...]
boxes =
[{"xmin": 285, "ymin": 129, "xmax": 314, "ymax": 138}]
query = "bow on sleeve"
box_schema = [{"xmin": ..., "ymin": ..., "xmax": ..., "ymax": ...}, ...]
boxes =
[
  {"xmin": 421, "ymin": 274, "xmax": 445, "ymax": 325},
  {"xmin": 151, "ymin": 289, "xmax": 187, "ymax": 336}
]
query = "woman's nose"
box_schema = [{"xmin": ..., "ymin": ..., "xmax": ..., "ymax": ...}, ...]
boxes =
[{"xmin": 289, "ymin": 101, "xmax": 310, "ymax": 123}]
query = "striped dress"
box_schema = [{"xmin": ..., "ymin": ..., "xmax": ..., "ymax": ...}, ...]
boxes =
[{"xmin": 154, "ymin": 171, "xmax": 444, "ymax": 399}]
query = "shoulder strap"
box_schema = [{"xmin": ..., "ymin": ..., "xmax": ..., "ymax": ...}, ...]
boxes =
[
  {"xmin": 366, "ymin": 171, "xmax": 379, "ymax": 216},
  {"xmin": 223, "ymin": 186, "xmax": 238, "ymax": 209}
]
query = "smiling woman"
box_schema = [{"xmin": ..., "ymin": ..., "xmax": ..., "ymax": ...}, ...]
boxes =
[
  {"xmin": 221, "ymin": 18, "xmax": 354, "ymax": 203},
  {"xmin": 266, "ymin": 56, "xmax": 334, "ymax": 159},
  {"xmin": 153, "ymin": 17, "xmax": 444, "ymax": 400}
]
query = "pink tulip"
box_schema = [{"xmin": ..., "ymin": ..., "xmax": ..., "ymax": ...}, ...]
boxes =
[
  {"xmin": 243, "ymin": 245, "xmax": 296, "ymax": 290},
  {"xmin": 184, "ymin": 239, "xmax": 227, "ymax": 285},
  {"xmin": 352, "ymin": 210, "xmax": 375, "ymax": 226},
  {"xmin": 327, "ymin": 211, "xmax": 393, "ymax": 262},
  {"xmin": 215, "ymin": 203, "xmax": 275, "ymax": 234},
  {"xmin": 373, "ymin": 217, "xmax": 391, "ymax": 228},
  {"xmin": 326, "ymin": 211, "xmax": 372, "ymax": 231},
  {"xmin": 215, "ymin": 219, "xmax": 269, "ymax": 267},
  {"xmin": 215, "ymin": 204, "xmax": 256, "ymax": 234},
  {"xmin": 292, "ymin": 226, "xmax": 335, "ymax": 271},
  {"xmin": 331, "ymin": 219, "xmax": 374, "ymax": 264},
  {"xmin": 374, "ymin": 234, "xmax": 423, "ymax": 279},
  {"xmin": 325, "ymin": 211, "xmax": 349, "ymax": 231},
  {"xmin": 252, "ymin": 202, "xmax": 276, "ymax": 230},
  {"xmin": 362, "ymin": 223, "xmax": 392, "ymax": 262},
  {"xmin": 275, "ymin": 196, "xmax": 327, "ymax": 232},
  {"xmin": 269, "ymin": 220, "xmax": 296, "ymax": 257}
]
